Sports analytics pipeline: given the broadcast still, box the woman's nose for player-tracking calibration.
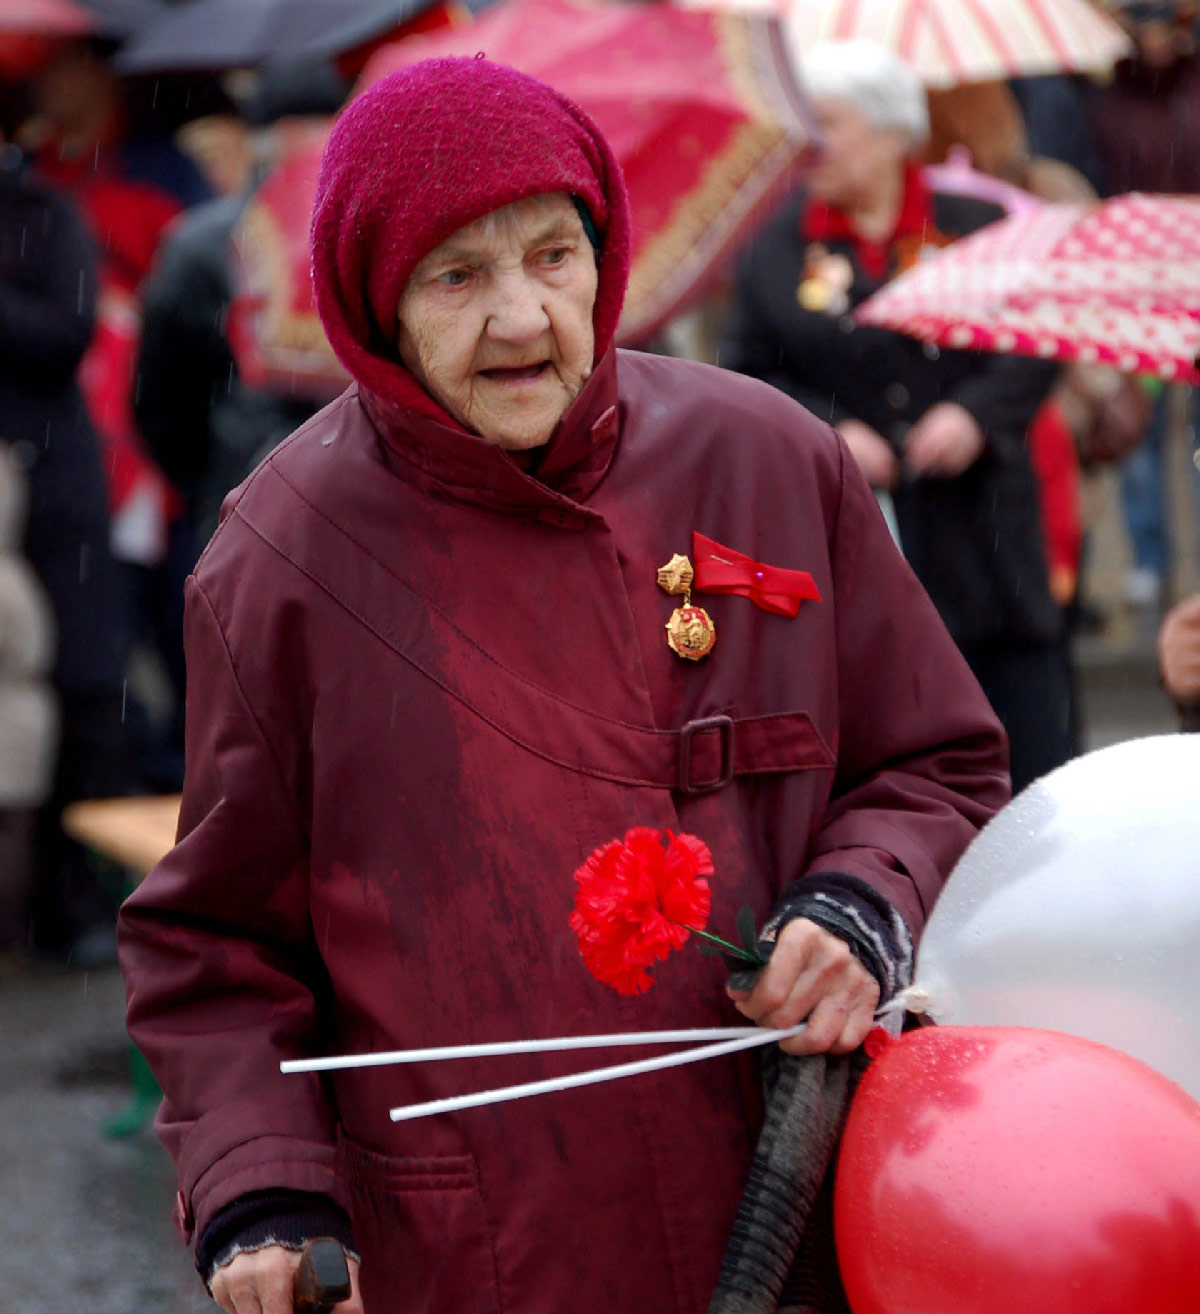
[486,271,550,343]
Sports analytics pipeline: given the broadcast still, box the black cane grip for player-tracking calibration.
[293,1237,352,1313]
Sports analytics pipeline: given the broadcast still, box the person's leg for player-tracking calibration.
[1187,388,1200,563]
[130,517,197,791]
[31,689,129,963]
[961,640,1075,797]
[0,808,36,951]
[1121,389,1170,613]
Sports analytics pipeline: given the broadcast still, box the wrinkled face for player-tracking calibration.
[808,97,910,208]
[396,192,599,451]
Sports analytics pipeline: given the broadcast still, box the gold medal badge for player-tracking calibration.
[796,244,853,317]
[657,553,716,661]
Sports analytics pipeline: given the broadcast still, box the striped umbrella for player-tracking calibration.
[854,193,1200,383]
[679,0,1133,88]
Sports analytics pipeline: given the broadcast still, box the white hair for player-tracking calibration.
[798,40,930,148]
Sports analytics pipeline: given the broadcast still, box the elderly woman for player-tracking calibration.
[723,41,1071,795]
[120,58,1009,1314]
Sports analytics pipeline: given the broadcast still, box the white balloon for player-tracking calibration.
[911,734,1200,1100]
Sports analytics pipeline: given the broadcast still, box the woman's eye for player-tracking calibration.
[436,268,470,287]
[539,246,570,267]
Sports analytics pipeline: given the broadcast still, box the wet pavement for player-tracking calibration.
[1,964,211,1313]
[0,634,1182,1313]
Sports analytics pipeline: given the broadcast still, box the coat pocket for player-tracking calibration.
[339,1133,502,1314]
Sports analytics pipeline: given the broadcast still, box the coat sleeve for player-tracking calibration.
[118,573,348,1246]
[134,220,235,497]
[801,433,1012,936]
[946,350,1060,465]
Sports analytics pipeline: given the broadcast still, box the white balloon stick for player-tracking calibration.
[387,1025,807,1123]
[281,1026,789,1074]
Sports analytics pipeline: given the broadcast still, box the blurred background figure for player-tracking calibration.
[25,35,215,792]
[1084,0,1200,629]
[134,59,351,548]
[0,444,58,963]
[721,40,1071,794]
[0,80,129,966]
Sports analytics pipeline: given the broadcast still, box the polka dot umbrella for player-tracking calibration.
[854,193,1200,384]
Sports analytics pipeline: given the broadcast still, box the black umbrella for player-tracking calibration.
[269,0,454,64]
[114,0,437,73]
[75,0,169,41]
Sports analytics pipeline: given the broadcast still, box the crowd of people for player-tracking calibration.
[0,40,347,966]
[0,1,1196,1310]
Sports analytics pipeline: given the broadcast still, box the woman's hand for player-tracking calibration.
[903,402,986,477]
[727,917,880,1057]
[211,1244,364,1314]
[837,418,900,490]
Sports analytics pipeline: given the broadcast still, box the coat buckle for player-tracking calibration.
[677,715,734,794]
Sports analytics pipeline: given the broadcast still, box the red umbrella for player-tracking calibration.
[855,193,1200,384]
[0,0,95,76]
[362,0,816,342]
[228,118,353,401]
[226,0,816,398]
[0,0,95,35]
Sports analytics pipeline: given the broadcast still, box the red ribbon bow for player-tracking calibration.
[691,532,821,618]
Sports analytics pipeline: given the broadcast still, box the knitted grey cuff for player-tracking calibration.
[729,872,913,1003]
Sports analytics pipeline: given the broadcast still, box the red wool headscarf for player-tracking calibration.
[310,56,633,421]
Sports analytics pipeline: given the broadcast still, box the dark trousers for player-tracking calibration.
[960,637,1077,797]
[0,808,36,948]
[31,689,129,952]
[118,516,198,791]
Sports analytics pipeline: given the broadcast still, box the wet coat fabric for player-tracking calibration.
[120,346,1009,1314]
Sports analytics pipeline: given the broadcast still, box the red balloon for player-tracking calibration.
[835,1025,1200,1314]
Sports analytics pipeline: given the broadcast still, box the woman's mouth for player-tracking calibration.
[478,362,550,384]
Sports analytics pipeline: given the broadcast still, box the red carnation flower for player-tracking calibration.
[569,827,714,996]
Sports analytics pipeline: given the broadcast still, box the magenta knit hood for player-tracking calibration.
[310,57,633,422]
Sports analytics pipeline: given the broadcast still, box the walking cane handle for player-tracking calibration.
[293,1237,351,1312]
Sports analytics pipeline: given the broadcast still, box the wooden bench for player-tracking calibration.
[60,795,181,1136]
[61,794,181,879]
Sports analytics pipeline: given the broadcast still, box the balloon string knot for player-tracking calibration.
[881,985,932,1016]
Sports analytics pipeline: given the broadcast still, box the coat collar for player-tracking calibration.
[358,347,620,518]
[802,162,934,281]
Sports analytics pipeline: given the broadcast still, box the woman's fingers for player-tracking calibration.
[729,917,879,1055]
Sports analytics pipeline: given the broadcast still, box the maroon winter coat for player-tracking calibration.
[120,345,1008,1313]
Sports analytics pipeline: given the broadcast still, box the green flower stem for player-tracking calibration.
[675,923,767,967]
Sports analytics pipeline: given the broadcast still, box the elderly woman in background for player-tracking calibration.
[723,40,1071,795]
